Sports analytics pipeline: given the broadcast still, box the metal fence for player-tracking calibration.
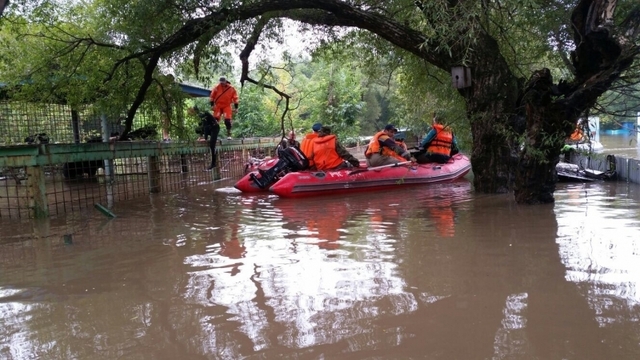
[0,100,194,146]
[0,140,278,219]
[571,152,640,184]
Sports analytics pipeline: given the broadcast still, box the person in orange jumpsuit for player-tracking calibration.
[209,76,239,139]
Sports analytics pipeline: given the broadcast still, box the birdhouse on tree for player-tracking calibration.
[451,67,472,89]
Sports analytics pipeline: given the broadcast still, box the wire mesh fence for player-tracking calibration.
[0,142,278,219]
[0,100,190,145]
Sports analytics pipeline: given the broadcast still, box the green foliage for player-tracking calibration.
[0,1,192,138]
[232,86,280,138]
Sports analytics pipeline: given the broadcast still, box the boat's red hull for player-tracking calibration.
[269,154,471,198]
[234,158,279,193]
[234,159,368,193]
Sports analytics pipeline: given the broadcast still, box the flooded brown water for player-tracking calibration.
[1,178,640,359]
[599,134,639,158]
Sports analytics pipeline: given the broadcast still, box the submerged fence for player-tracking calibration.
[0,139,278,219]
[569,151,640,184]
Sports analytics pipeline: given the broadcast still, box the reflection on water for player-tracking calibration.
[555,182,640,328]
[1,179,640,359]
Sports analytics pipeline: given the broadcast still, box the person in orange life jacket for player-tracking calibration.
[394,132,408,152]
[209,76,239,139]
[365,124,413,167]
[300,123,322,168]
[189,106,220,170]
[415,114,459,164]
[310,126,360,170]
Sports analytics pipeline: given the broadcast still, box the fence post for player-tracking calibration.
[71,109,81,144]
[180,154,188,173]
[148,156,160,193]
[26,165,48,218]
[213,149,221,180]
[101,114,115,208]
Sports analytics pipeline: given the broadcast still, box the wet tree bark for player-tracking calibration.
[462,33,522,194]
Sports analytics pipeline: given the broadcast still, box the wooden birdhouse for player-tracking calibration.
[451,66,472,89]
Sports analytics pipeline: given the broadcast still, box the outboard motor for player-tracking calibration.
[249,142,310,189]
[277,144,309,171]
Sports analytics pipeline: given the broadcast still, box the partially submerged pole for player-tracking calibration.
[101,114,115,208]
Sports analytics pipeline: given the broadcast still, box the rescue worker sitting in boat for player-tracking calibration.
[365,124,413,167]
[415,114,459,164]
[566,118,588,144]
[310,126,360,170]
[300,123,322,169]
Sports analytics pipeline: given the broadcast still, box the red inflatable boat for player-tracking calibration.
[267,154,472,198]
[269,154,471,197]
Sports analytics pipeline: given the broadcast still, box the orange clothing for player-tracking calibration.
[366,131,405,161]
[311,135,344,170]
[569,128,583,141]
[300,132,319,167]
[209,83,239,121]
[427,124,453,156]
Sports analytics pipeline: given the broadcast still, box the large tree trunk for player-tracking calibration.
[463,34,521,194]
[513,69,574,204]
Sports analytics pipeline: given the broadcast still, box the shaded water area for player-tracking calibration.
[1,178,640,359]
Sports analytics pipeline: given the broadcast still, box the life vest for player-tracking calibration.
[300,132,318,167]
[311,135,344,170]
[366,131,405,161]
[427,124,453,156]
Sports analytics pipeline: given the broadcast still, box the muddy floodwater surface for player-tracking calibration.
[1,178,640,359]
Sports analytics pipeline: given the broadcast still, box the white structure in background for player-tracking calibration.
[637,112,639,145]
[588,116,600,143]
